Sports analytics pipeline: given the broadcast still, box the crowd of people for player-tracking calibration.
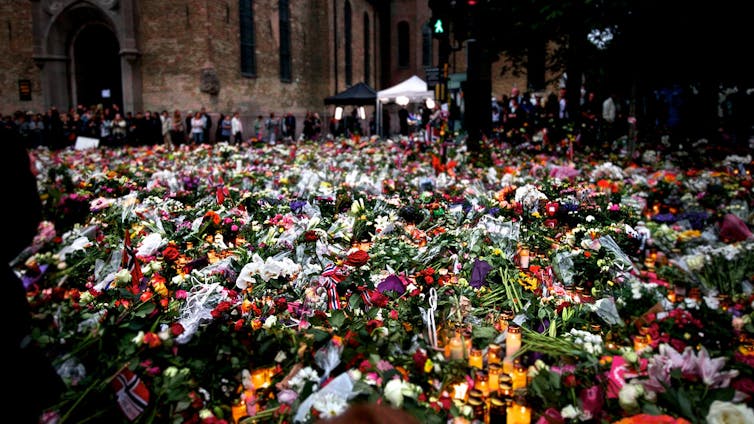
[2,104,328,150]
[4,83,752,154]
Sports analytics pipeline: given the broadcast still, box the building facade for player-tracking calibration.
[1,0,528,133]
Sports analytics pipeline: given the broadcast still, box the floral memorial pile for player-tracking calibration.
[17,137,754,424]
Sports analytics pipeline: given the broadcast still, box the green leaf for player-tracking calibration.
[134,302,156,318]
[329,309,347,329]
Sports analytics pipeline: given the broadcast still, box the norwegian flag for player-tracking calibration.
[112,368,150,420]
[121,229,144,289]
[320,263,346,310]
[210,175,229,204]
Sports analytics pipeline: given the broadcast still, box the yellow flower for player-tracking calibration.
[424,358,434,373]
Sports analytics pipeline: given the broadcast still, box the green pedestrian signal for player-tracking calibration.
[433,19,444,35]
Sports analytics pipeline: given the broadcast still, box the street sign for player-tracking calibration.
[425,67,440,87]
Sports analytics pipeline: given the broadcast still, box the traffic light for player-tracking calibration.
[432,17,446,37]
[429,0,449,39]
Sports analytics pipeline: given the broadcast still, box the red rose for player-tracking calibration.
[303,230,318,242]
[733,377,754,396]
[562,373,579,388]
[345,250,370,267]
[162,245,180,261]
[170,322,185,336]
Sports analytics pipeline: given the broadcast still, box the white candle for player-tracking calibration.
[506,324,522,358]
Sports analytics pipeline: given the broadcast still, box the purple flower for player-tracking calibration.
[290,200,307,213]
[377,275,405,295]
[469,259,492,289]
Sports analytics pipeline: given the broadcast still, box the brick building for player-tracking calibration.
[1,0,529,137]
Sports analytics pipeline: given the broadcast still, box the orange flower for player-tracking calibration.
[613,414,691,424]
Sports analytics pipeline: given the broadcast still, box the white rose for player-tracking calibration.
[561,405,580,419]
[263,315,277,329]
[618,383,644,410]
[706,401,754,424]
[383,378,405,408]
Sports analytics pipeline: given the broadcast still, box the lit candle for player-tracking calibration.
[633,334,649,353]
[469,348,483,369]
[251,367,271,389]
[231,400,247,424]
[488,344,502,365]
[498,310,514,333]
[452,381,469,401]
[512,362,527,389]
[507,400,531,424]
[505,324,522,359]
[488,363,502,393]
[518,247,530,269]
[667,286,677,303]
[503,357,514,374]
[475,373,490,397]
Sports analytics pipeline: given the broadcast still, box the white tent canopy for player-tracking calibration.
[377,75,434,103]
[376,75,435,136]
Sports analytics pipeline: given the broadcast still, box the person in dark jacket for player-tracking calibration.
[3,126,65,422]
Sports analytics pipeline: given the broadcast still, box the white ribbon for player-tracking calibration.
[420,287,438,349]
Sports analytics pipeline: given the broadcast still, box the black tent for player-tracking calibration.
[324,82,377,106]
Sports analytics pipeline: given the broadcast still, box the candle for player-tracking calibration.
[449,331,465,361]
[499,382,513,400]
[518,247,530,269]
[251,367,272,389]
[452,381,469,401]
[488,363,502,392]
[507,401,531,424]
[633,334,649,353]
[469,348,483,369]
[474,373,490,397]
[231,400,247,424]
[503,357,514,374]
[488,344,502,365]
[505,324,522,359]
[489,397,507,423]
[667,286,677,303]
[498,310,514,333]
[512,362,527,389]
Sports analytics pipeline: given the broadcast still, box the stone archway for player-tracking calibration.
[31,0,142,112]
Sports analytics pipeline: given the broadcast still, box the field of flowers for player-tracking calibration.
[18,136,754,424]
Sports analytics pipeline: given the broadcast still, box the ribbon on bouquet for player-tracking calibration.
[320,263,345,310]
[419,287,438,349]
[355,285,373,309]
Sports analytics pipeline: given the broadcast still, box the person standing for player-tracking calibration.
[219,113,233,143]
[284,112,296,140]
[170,110,185,147]
[254,115,264,141]
[161,110,173,149]
[3,125,65,422]
[398,106,409,136]
[231,111,244,144]
[191,111,205,144]
[266,112,279,144]
[601,92,617,143]
[200,107,212,144]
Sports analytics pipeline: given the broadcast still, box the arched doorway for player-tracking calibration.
[72,24,122,110]
[32,0,142,113]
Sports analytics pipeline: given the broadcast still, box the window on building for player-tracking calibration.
[364,13,370,84]
[422,23,432,67]
[397,21,409,68]
[240,0,256,77]
[344,1,353,86]
[279,0,292,82]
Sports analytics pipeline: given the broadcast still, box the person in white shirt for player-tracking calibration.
[231,111,244,144]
